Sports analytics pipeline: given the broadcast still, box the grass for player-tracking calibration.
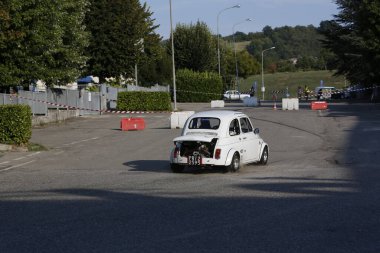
[27,142,48,152]
[236,70,347,97]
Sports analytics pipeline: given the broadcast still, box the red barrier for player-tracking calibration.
[120,118,145,131]
[311,101,328,110]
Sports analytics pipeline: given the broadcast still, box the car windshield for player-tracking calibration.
[188,117,220,130]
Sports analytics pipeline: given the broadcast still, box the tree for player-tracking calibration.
[138,44,172,86]
[169,21,217,72]
[0,0,89,88]
[320,0,380,85]
[85,0,161,83]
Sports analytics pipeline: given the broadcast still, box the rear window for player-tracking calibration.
[188,117,220,130]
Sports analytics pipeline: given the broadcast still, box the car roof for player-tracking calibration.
[189,110,246,120]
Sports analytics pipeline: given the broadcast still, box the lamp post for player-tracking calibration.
[233,18,252,94]
[217,4,240,76]
[261,46,275,101]
[169,0,177,111]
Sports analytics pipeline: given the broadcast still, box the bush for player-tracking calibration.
[117,91,171,111]
[176,69,223,102]
[0,104,32,145]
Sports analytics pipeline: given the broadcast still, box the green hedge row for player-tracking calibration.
[117,91,172,111]
[176,69,223,102]
[0,104,32,145]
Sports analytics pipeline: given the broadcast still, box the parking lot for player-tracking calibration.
[1,102,380,253]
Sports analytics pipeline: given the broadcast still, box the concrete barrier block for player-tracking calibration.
[282,98,299,110]
[282,98,289,110]
[292,98,299,110]
[170,111,195,129]
[243,97,258,107]
[211,100,225,108]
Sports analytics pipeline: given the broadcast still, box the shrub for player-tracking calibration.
[176,69,223,102]
[117,91,171,111]
[0,104,32,145]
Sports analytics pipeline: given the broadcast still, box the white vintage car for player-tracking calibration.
[170,110,269,173]
[223,90,250,100]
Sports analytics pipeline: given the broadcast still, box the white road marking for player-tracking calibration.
[0,160,36,172]
[13,157,26,161]
[59,137,100,147]
[27,152,41,157]
[0,161,10,165]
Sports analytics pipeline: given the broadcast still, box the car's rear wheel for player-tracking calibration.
[259,146,268,165]
[171,163,185,173]
[227,153,240,172]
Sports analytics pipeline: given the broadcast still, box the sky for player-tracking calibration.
[141,0,339,39]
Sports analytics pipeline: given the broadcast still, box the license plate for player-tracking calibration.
[188,154,202,165]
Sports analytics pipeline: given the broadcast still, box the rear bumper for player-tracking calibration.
[171,156,226,166]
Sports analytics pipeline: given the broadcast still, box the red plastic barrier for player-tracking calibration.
[311,101,328,110]
[120,118,145,131]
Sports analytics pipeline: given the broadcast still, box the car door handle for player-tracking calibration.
[243,137,247,140]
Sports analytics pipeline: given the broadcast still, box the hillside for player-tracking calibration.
[237,70,346,97]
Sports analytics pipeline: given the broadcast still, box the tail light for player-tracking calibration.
[215,149,221,159]
[174,146,180,158]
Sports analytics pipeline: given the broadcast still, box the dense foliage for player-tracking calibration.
[319,0,380,86]
[0,0,89,88]
[117,91,171,111]
[169,21,217,72]
[85,0,162,84]
[0,104,31,145]
[175,69,223,102]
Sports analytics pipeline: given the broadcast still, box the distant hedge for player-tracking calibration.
[0,104,32,145]
[176,69,223,102]
[117,91,171,111]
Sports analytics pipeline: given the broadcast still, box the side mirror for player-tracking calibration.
[254,128,259,134]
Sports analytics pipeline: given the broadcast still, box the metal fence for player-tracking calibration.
[1,83,170,115]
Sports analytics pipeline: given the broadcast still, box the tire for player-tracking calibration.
[171,163,185,173]
[259,146,269,165]
[227,153,240,172]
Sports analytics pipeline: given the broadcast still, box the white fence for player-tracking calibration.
[1,83,170,115]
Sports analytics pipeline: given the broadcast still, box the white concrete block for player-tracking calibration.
[282,98,289,110]
[282,98,299,110]
[211,100,225,108]
[170,111,195,129]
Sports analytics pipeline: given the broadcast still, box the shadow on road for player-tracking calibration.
[1,104,379,253]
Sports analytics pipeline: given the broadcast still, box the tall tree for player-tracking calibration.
[169,21,217,72]
[85,0,161,83]
[320,0,380,85]
[0,0,89,87]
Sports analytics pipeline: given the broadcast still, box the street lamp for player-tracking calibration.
[217,4,240,76]
[233,18,252,94]
[261,46,275,101]
[169,0,177,111]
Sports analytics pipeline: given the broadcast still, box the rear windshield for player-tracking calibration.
[188,117,220,130]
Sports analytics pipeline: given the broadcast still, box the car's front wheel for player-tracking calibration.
[227,153,240,172]
[170,163,185,173]
[259,146,269,165]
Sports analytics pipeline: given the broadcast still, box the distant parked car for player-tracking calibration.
[315,86,336,100]
[169,110,269,173]
[223,90,250,100]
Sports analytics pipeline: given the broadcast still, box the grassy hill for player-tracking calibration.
[236,70,347,97]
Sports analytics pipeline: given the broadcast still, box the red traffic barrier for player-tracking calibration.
[120,118,145,131]
[311,101,328,110]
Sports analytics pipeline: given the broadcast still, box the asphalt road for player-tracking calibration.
[1,102,379,253]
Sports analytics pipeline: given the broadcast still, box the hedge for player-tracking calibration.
[117,91,171,111]
[176,69,223,102]
[0,104,32,145]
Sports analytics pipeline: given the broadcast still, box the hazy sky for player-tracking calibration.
[141,0,339,39]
